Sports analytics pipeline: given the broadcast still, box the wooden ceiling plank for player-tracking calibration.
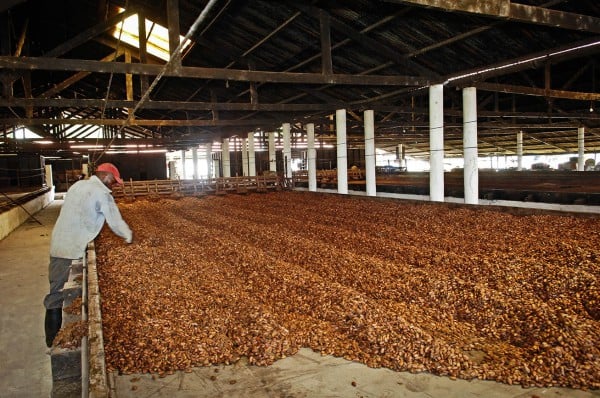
[187,8,303,104]
[231,11,407,119]
[38,50,124,99]
[45,8,137,59]
[286,1,439,78]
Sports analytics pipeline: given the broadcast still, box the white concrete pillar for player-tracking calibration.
[336,109,348,194]
[81,164,89,179]
[283,123,292,178]
[268,132,277,172]
[214,152,220,178]
[242,137,249,176]
[44,164,55,201]
[578,127,585,171]
[517,131,523,171]
[181,149,187,179]
[222,138,231,178]
[429,84,444,202]
[205,143,212,178]
[192,147,199,179]
[463,87,479,205]
[307,123,317,192]
[397,144,404,169]
[44,164,53,188]
[364,110,376,197]
[248,132,256,177]
[168,161,177,180]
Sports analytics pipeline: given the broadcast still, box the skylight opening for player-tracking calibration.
[113,9,191,62]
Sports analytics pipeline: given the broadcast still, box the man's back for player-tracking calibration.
[50,176,112,259]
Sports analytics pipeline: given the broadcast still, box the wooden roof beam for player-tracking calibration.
[476,82,600,101]
[4,98,600,123]
[443,36,600,86]
[0,117,286,128]
[0,56,426,86]
[384,0,600,34]
[405,1,568,58]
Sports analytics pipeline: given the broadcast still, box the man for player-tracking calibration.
[43,163,133,347]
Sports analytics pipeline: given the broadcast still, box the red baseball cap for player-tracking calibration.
[96,163,123,185]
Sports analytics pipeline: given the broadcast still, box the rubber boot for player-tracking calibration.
[45,308,62,347]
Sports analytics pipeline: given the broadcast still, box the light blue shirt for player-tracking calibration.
[50,175,132,259]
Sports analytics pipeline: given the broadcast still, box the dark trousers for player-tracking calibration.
[43,256,73,310]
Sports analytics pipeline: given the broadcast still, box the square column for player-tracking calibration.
[517,131,523,171]
[214,151,221,178]
[248,132,256,177]
[463,87,478,205]
[242,137,249,176]
[283,123,292,178]
[364,110,376,197]
[180,150,187,179]
[397,144,404,169]
[578,127,585,171]
[429,84,444,202]
[336,109,348,194]
[268,132,277,172]
[222,138,231,178]
[45,164,55,201]
[45,164,53,188]
[307,123,317,192]
[205,143,212,178]
[192,147,199,180]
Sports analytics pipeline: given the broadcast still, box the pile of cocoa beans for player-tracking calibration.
[95,192,599,389]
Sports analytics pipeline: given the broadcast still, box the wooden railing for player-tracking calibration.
[292,168,363,184]
[111,176,284,198]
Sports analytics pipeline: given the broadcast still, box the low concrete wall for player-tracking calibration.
[86,243,109,398]
[0,188,55,241]
[296,187,600,215]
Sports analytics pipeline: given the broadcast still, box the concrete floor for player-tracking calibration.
[110,349,600,398]
[0,201,59,397]
[1,199,599,398]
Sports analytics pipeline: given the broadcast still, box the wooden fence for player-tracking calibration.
[112,176,285,198]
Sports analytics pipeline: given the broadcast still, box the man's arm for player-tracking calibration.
[100,193,133,243]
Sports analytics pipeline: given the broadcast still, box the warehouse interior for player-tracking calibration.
[1,0,599,397]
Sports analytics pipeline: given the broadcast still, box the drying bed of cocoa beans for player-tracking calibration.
[95,191,600,389]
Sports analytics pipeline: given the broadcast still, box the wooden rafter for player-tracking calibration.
[0,56,427,86]
[476,83,600,101]
[384,0,600,34]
